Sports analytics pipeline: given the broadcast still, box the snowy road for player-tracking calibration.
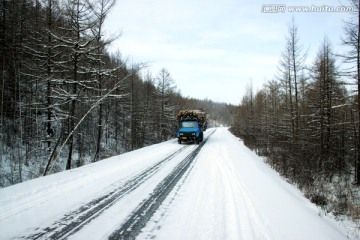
[0,128,352,239]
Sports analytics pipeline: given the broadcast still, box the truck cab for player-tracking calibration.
[177,120,204,144]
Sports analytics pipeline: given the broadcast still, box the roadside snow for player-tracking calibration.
[0,127,354,239]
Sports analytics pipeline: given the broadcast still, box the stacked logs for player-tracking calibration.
[176,109,207,129]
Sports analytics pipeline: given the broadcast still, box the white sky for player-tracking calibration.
[104,0,353,105]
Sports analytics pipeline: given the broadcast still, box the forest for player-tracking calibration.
[231,3,360,224]
[0,0,234,187]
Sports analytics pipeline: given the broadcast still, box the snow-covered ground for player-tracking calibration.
[0,127,355,239]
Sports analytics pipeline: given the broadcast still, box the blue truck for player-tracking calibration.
[177,110,207,144]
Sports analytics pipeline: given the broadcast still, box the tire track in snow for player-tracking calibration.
[23,145,191,240]
[210,144,274,240]
[109,129,216,240]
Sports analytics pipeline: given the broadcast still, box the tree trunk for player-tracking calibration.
[356,5,360,184]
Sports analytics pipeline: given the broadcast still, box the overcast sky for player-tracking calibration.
[104,0,353,105]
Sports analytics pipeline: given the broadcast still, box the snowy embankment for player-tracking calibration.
[0,127,355,239]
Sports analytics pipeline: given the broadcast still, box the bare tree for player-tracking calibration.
[156,68,176,141]
[88,0,117,162]
[60,0,97,170]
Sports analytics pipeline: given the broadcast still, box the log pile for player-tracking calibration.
[176,109,207,128]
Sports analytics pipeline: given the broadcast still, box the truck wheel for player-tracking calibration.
[196,138,200,144]
[178,139,181,144]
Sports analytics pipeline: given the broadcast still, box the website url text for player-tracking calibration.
[261,4,355,13]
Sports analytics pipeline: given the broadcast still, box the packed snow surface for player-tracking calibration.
[0,128,353,239]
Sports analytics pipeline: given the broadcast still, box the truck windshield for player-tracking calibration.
[180,121,198,128]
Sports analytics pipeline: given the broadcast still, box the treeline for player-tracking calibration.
[231,15,360,220]
[0,0,233,187]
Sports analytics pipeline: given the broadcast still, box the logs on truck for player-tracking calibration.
[176,109,207,130]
